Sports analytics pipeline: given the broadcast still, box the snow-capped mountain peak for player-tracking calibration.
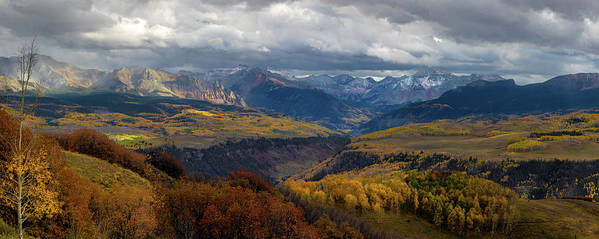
[293,71,505,106]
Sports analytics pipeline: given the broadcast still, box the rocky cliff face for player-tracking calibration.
[94,67,246,106]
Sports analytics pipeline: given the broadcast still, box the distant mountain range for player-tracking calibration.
[0,55,246,106]
[0,56,378,130]
[7,55,599,134]
[292,70,505,106]
[362,73,599,133]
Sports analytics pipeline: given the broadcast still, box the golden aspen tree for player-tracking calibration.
[0,38,60,239]
[344,194,358,211]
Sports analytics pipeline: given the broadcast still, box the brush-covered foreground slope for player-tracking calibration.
[5,92,337,148]
[216,67,374,131]
[0,55,245,106]
[363,73,599,133]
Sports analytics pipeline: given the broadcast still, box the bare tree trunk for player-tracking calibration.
[15,37,38,239]
[18,173,22,239]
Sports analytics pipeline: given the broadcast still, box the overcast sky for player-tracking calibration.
[1,0,599,83]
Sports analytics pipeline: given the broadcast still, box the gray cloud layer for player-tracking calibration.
[1,0,598,83]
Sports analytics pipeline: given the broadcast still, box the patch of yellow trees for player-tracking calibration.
[286,171,518,235]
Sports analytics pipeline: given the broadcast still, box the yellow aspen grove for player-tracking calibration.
[0,38,60,239]
[0,147,60,237]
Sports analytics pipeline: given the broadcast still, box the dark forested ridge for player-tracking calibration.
[149,136,350,181]
[363,73,599,133]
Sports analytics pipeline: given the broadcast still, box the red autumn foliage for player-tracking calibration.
[0,109,33,160]
[228,168,275,193]
[53,168,102,238]
[94,185,157,238]
[156,179,322,239]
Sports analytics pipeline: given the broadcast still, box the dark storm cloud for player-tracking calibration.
[321,0,587,47]
[150,46,415,72]
[0,0,598,82]
[0,0,113,36]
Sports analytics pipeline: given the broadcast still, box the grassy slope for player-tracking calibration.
[357,199,599,239]
[63,151,152,191]
[354,133,599,161]
[512,199,599,239]
[361,211,459,239]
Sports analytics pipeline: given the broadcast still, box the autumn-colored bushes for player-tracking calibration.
[0,109,66,238]
[228,168,275,193]
[95,185,157,238]
[155,179,322,238]
[31,169,158,239]
[0,109,33,160]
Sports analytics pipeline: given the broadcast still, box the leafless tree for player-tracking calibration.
[16,37,39,149]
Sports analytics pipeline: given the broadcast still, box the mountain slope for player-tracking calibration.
[362,73,599,132]
[0,55,246,106]
[91,67,246,105]
[293,70,505,106]
[217,67,374,131]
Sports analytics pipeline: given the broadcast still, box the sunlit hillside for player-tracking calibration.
[354,111,599,160]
